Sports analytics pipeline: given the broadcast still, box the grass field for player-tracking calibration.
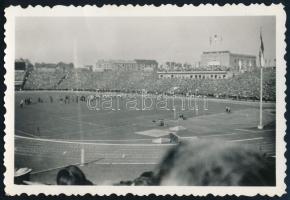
[14,91,276,185]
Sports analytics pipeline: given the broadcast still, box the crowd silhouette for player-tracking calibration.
[22,67,275,101]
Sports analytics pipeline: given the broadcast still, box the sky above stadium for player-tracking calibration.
[15,16,275,66]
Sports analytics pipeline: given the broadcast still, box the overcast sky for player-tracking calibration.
[15,16,275,66]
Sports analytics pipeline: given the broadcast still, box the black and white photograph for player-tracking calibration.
[4,5,286,196]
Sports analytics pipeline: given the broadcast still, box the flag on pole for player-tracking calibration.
[213,34,222,42]
[214,34,218,42]
[259,32,265,67]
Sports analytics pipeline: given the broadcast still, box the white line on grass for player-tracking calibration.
[229,137,264,142]
[15,129,36,138]
[202,133,237,137]
[60,138,153,142]
[94,162,157,165]
[234,129,259,133]
[30,158,104,175]
[179,136,198,139]
[235,129,275,133]
[15,135,174,146]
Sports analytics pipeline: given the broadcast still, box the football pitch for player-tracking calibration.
[14,91,276,185]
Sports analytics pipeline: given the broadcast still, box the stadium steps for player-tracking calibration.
[20,69,33,89]
[54,74,68,88]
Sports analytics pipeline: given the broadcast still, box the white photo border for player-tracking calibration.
[4,4,287,196]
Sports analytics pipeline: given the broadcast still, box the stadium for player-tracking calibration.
[14,57,276,185]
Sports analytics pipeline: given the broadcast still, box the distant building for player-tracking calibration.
[34,63,56,72]
[95,60,137,72]
[158,62,195,72]
[134,59,158,72]
[84,65,93,71]
[94,59,158,72]
[113,60,137,71]
[94,60,113,72]
[34,62,74,72]
[158,71,232,80]
[200,51,256,72]
[56,62,74,72]
[76,67,90,72]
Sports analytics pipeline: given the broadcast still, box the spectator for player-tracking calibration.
[56,165,93,185]
[20,99,24,108]
[154,140,275,186]
[14,167,32,185]
[132,171,155,186]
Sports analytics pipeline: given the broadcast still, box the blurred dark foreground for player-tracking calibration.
[16,139,275,186]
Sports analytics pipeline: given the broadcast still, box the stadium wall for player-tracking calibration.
[157,71,232,79]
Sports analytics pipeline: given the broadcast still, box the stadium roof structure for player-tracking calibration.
[35,63,57,69]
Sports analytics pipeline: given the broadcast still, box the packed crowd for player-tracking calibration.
[20,67,275,101]
[15,71,26,82]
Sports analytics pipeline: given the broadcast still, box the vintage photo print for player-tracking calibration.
[4,4,286,196]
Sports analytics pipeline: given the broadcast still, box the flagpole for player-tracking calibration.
[258,27,264,130]
[74,38,85,165]
[258,66,263,129]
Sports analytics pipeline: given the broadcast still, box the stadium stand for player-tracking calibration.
[15,59,34,90]
[21,66,275,101]
[15,71,26,87]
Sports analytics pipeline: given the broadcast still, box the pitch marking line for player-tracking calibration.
[94,162,158,165]
[202,133,237,137]
[30,158,104,175]
[229,137,264,142]
[15,135,174,146]
[15,129,36,138]
[57,138,153,142]
[179,136,198,140]
[235,129,275,133]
